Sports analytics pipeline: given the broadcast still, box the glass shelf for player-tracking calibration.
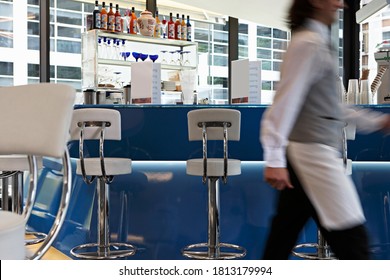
[93,29,197,48]
[97,58,196,70]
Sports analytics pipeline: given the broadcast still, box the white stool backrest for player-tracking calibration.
[187,109,241,141]
[70,108,121,141]
[0,83,75,158]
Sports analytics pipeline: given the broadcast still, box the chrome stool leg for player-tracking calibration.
[292,229,336,260]
[182,177,246,260]
[70,177,136,259]
[1,171,47,245]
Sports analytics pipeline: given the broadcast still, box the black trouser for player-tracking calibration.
[262,159,370,260]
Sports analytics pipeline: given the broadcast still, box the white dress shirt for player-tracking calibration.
[260,19,386,168]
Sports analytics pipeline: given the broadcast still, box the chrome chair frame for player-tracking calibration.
[70,120,135,260]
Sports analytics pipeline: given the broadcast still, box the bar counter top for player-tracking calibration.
[28,104,390,259]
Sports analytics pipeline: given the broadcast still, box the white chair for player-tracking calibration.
[0,83,75,260]
[69,108,136,259]
[182,108,246,259]
[292,122,356,260]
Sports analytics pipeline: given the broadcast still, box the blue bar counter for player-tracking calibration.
[28,105,390,259]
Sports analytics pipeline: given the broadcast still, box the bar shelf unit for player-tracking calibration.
[81,29,198,91]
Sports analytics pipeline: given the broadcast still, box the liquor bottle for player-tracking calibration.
[181,14,187,41]
[167,13,175,39]
[186,15,192,41]
[130,7,138,34]
[124,9,130,33]
[107,3,115,32]
[174,13,181,40]
[92,1,101,29]
[100,2,107,30]
[115,4,122,32]
[154,10,162,38]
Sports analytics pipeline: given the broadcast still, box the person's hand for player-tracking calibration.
[264,167,294,190]
[381,115,390,133]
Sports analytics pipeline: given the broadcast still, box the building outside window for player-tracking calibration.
[0,0,347,105]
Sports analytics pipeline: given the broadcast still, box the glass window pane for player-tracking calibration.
[273,61,282,72]
[262,81,272,90]
[0,36,13,48]
[28,21,38,35]
[262,60,272,70]
[273,51,284,60]
[57,10,82,26]
[273,39,288,51]
[214,44,227,54]
[58,26,81,39]
[239,34,248,46]
[57,66,81,79]
[0,3,13,17]
[239,46,248,58]
[214,31,228,44]
[194,29,210,41]
[197,42,210,53]
[28,63,39,77]
[257,37,271,48]
[273,29,288,39]
[0,62,13,75]
[27,0,39,5]
[257,48,272,59]
[57,40,81,53]
[0,19,12,32]
[238,23,248,34]
[213,55,227,67]
[57,1,82,11]
[27,6,39,21]
[28,36,39,50]
[0,77,13,86]
[257,26,271,37]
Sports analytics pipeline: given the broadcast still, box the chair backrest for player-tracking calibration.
[70,108,121,141]
[187,108,241,141]
[0,83,76,158]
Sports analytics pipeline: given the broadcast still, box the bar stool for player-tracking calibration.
[0,155,47,245]
[182,108,246,259]
[292,122,356,260]
[69,108,136,259]
[0,83,75,260]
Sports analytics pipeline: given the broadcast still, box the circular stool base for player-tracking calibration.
[182,242,246,260]
[292,243,336,260]
[71,242,136,259]
[25,232,47,246]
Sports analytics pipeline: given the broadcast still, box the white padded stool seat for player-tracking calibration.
[0,155,43,171]
[76,158,132,176]
[187,158,241,177]
[0,211,26,260]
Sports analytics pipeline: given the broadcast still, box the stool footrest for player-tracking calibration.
[25,232,47,246]
[182,242,246,260]
[71,242,136,260]
[292,243,336,260]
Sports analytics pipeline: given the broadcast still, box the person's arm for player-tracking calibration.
[342,105,390,134]
[261,35,323,168]
[260,34,323,190]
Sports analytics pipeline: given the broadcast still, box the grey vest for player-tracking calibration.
[288,31,344,150]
